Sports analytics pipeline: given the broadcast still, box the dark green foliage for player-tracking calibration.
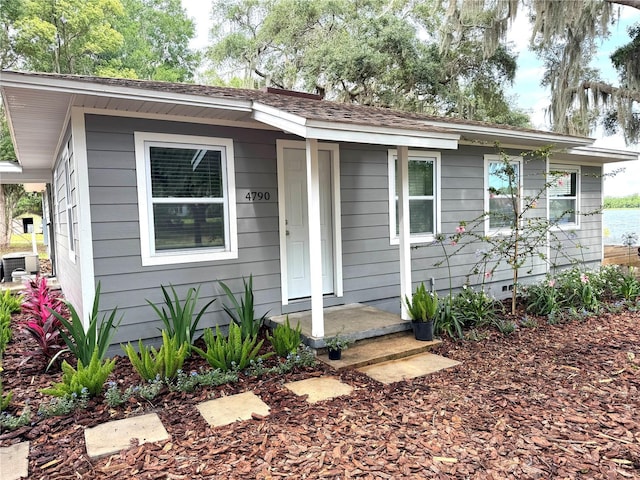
[41,349,116,397]
[147,285,215,350]
[0,307,11,354]
[433,296,464,339]
[122,330,188,381]
[219,275,267,339]
[193,323,270,372]
[51,283,121,365]
[452,286,501,327]
[267,316,302,357]
[0,378,12,411]
[525,280,559,316]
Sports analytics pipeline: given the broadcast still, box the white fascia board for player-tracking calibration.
[251,106,308,137]
[428,120,594,148]
[0,162,22,172]
[0,72,253,113]
[252,102,460,149]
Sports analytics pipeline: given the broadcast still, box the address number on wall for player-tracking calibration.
[244,191,271,201]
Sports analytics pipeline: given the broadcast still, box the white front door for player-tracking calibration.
[283,147,334,299]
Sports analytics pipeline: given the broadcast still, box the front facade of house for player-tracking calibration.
[1,72,636,345]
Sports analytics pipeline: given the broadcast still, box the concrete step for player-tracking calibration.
[317,332,441,370]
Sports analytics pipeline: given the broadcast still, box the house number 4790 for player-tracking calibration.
[245,191,271,201]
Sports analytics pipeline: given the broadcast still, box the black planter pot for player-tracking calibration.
[328,348,342,360]
[412,320,434,341]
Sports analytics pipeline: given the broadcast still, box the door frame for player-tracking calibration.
[276,139,343,306]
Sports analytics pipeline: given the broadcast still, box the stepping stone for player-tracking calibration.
[284,376,353,403]
[197,391,270,428]
[84,413,169,459]
[0,441,29,480]
[358,352,461,384]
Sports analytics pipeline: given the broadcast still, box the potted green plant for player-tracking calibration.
[324,333,352,360]
[405,282,438,341]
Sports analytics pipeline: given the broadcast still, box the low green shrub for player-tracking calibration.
[0,406,31,430]
[245,345,316,376]
[193,323,271,371]
[41,349,116,397]
[452,286,501,327]
[554,268,600,313]
[267,316,302,357]
[0,289,22,313]
[0,378,12,411]
[494,319,517,335]
[434,296,464,339]
[122,331,188,381]
[37,390,89,418]
[104,378,164,407]
[171,368,239,393]
[615,268,640,301]
[0,308,11,354]
[147,285,215,350]
[525,278,559,316]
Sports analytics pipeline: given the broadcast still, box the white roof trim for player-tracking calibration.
[0,71,253,113]
[567,146,639,162]
[0,161,22,172]
[252,102,460,149]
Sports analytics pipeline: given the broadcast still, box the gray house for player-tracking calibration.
[0,71,636,345]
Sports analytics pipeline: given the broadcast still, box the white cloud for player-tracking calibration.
[182,0,211,50]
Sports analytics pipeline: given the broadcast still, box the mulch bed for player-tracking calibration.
[1,307,640,479]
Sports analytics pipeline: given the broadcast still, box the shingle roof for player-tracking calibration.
[2,70,592,142]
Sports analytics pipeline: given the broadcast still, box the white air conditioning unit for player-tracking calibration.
[2,252,39,282]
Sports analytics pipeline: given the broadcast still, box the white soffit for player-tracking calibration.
[555,146,639,164]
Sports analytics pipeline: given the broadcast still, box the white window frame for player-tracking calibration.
[388,149,441,245]
[484,155,523,235]
[548,164,580,230]
[62,142,76,262]
[134,132,238,266]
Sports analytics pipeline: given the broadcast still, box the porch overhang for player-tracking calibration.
[252,102,461,149]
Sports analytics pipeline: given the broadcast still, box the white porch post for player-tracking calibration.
[397,145,412,320]
[306,138,324,337]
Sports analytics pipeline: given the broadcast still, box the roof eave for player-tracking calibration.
[252,102,460,150]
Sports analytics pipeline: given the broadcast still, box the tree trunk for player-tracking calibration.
[0,185,11,248]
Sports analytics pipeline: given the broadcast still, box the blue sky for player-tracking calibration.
[182,0,639,197]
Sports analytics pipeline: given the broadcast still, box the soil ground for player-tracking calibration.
[1,306,639,479]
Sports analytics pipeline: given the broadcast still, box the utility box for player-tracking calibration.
[2,252,39,282]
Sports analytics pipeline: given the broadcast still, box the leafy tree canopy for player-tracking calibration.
[206,0,530,127]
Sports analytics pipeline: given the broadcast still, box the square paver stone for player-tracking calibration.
[284,376,353,403]
[197,391,270,428]
[84,413,169,459]
[0,441,29,480]
[358,353,461,384]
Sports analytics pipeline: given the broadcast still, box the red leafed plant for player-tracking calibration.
[21,276,65,362]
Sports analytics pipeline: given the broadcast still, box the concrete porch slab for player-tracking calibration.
[197,391,270,428]
[358,353,461,384]
[84,413,169,459]
[0,441,29,480]
[268,303,411,348]
[284,376,353,403]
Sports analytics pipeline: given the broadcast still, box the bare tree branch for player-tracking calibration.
[582,81,640,103]
[607,0,640,10]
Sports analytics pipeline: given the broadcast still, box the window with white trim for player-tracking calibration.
[135,133,237,266]
[62,141,76,261]
[388,150,440,244]
[549,165,580,227]
[485,155,523,233]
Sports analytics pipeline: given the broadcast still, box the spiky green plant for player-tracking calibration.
[147,285,215,350]
[41,349,116,397]
[122,330,188,381]
[219,275,267,339]
[193,323,271,371]
[267,316,302,357]
[51,282,121,365]
[404,282,438,322]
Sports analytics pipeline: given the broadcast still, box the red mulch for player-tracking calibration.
[1,307,640,479]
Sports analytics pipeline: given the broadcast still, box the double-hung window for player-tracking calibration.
[485,155,523,234]
[135,133,237,266]
[388,150,440,244]
[549,165,579,227]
